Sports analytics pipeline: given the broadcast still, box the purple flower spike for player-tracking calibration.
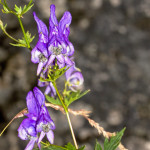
[66,65,84,92]
[18,87,55,149]
[31,4,74,76]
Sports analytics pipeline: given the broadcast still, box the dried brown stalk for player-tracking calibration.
[0,103,128,150]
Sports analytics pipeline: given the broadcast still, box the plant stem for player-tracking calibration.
[52,81,78,149]
[66,111,78,149]
[2,29,19,43]
[18,17,30,49]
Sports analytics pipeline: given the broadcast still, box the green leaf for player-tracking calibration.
[10,31,34,47]
[78,146,85,150]
[95,140,103,150]
[53,66,67,81]
[65,143,85,150]
[14,5,22,14]
[2,5,9,13]
[22,3,34,14]
[25,31,35,43]
[65,90,90,107]
[10,42,26,47]
[104,128,126,150]
[41,145,65,150]
[65,143,76,150]
[45,95,62,106]
[33,143,85,150]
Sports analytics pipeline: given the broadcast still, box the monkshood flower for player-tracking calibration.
[36,105,55,144]
[18,118,39,150]
[65,65,84,92]
[31,4,74,76]
[18,87,55,150]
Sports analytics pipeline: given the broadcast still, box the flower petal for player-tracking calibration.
[45,54,56,69]
[44,85,51,95]
[31,42,48,64]
[38,79,47,87]
[18,119,37,140]
[26,92,39,119]
[31,46,41,63]
[25,138,36,150]
[65,56,73,66]
[65,65,76,80]
[59,11,72,36]
[37,62,45,76]
[67,41,74,56]
[56,54,65,64]
[38,131,46,144]
[33,87,45,107]
[49,4,58,38]
[50,82,56,97]
[69,72,84,85]
[18,123,28,140]
[33,12,48,43]
[46,130,54,144]
[49,4,58,27]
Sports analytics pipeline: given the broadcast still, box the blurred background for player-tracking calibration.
[0,0,150,149]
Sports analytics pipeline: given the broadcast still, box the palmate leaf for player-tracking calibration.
[45,95,62,106]
[104,128,126,150]
[14,0,33,15]
[64,90,90,107]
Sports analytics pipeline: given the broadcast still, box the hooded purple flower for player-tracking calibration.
[31,4,74,76]
[18,118,39,150]
[18,87,55,149]
[65,65,84,92]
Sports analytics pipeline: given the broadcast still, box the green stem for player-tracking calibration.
[52,82,78,149]
[18,17,30,49]
[2,29,19,43]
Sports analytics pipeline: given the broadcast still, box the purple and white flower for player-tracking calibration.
[18,87,55,150]
[18,118,39,150]
[65,65,84,92]
[31,4,74,76]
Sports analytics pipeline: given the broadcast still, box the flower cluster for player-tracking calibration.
[31,4,84,94]
[18,87,55,150]
[31,4,74,73]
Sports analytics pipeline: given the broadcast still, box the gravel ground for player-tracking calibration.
[0,0,150,150]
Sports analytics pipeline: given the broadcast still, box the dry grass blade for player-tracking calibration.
[0,108,27,136]
[45,103,91,117]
